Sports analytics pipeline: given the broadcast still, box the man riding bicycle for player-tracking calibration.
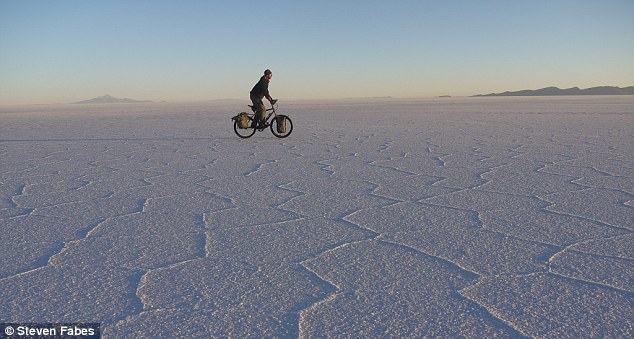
[250,69,274,129]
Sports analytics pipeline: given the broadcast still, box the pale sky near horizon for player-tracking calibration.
[1,0,633,105]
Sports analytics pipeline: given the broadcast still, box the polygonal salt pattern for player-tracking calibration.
[1,98,632,336]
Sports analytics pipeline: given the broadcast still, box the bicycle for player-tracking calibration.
[231,100,293,138]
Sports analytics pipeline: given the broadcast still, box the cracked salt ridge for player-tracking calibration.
[2,98,634,337]
[299,240,525,337]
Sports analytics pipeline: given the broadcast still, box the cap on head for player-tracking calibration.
[264,69,272,75]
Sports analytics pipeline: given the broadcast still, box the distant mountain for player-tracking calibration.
[72,95,152,104]
[473,86,634,97]
[345,96,393,100]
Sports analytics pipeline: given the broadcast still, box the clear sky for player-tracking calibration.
[1,0,633,105]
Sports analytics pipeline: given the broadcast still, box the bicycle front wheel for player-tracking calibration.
[234,116,256,138]
[270,115,293,138]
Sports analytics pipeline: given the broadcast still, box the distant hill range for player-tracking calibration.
[72,95,152,104]
[474,86,634,97]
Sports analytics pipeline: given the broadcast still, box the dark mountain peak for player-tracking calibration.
[474,86,634,97]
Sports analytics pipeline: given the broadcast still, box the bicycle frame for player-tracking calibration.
[249,103,278,124]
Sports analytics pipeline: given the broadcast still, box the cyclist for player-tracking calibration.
[250,69,274,129]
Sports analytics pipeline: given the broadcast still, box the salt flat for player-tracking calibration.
[1,97,632,337]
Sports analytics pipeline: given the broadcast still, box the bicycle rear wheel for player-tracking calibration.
[234,116,256,138]
[270,115,293,138]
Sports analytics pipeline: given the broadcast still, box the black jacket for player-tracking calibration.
[250,76,271,100]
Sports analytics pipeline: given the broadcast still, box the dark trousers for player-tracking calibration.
[250,95,265,127]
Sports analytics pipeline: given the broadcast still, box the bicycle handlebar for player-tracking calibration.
[267,99,278,111]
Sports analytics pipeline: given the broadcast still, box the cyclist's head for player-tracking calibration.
[264,69,272,78]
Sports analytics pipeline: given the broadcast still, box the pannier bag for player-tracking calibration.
[276,115,286,133]
[234,112,249,129]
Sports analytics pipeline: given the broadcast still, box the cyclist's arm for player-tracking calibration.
[264,81,272,102]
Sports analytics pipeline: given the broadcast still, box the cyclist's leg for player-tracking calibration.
[250,96,264,128]
[258,106,265,128]
[256,104,266,128]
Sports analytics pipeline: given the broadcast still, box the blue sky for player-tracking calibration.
[1,0,633,105]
